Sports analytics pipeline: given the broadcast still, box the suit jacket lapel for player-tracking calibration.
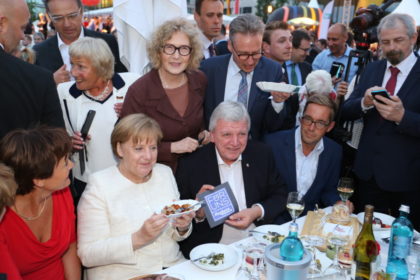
[183,71,204,118]
[216,55,230,105]
[49,35,64,71]
[286,131,298,192]
[397,57,420,100]
[241,146,254,207]
[248,59,264,111]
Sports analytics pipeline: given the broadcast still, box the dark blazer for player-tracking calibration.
[0,48,64,139]
[176,141,288,257]
[200,54,294,140]
[264,129,341,223]
[120,69,207,172]
[33,28,127,73]
[284,62,313,86]
[342,58,420,192]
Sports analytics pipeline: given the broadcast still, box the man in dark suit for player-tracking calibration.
[342,13,420,229]
[0,0,64,139]
[33,0,127,85]
[201,15,295,140]
[284,30,313,86]
[176,101,288,257]
[264,94,345,223]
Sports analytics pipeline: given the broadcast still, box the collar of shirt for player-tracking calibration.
[224,55,254,102]
[0,43,4,51]
[326,45,352,58]
[295,127,324,156]
[215,146,242,167]
[199,31,212,59]
[57,27,84,49]
[285,60,295,67]
[386,51,417,77]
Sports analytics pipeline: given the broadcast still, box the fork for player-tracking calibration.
[191,252,215,262]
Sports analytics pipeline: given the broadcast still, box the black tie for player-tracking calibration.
[208,44,216,57]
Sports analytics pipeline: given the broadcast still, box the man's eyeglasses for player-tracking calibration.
[300,115,330,129]
[231,42,263,61]
[161,44,192,56]
[49,8,81,23]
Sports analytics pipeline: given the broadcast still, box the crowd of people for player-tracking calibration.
[1,0,420,279]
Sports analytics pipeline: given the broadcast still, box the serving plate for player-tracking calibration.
[160,199,201,218]
[190,243,238,271]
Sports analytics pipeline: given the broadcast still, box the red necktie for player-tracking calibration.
[385,66,400,95]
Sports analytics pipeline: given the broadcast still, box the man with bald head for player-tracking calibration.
[0,0,64,139]
[312,23,358,85]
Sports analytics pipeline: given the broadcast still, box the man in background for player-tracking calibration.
[262,21,292,69]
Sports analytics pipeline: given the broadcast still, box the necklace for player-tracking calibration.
[84,80,112,101]
[159,70,186,89]
[15,197,48,221]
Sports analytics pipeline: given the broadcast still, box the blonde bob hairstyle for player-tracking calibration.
[69,37,115,80]
[147,17,203,70]
[0,163,18,213]
[111,114,163,159]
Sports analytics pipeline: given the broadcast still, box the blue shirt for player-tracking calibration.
[312,46,359,84]
[285,60,303,86]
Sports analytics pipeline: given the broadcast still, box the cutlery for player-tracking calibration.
[191,252,215,262]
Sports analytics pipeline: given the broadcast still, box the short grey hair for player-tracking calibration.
[209,101,251,131]
[378,13,416,40]
[229,14,265,43]
[69,37,115,80]
[305,70,333,95]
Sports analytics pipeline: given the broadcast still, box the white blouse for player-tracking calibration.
[77,164,191,280]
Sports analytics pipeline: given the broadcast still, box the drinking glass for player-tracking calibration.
[245,243,265,280]
[235,243,250,280]
[302,235,325,278]
[337,177,354,203]
[323,225,349,280]
[287,192,305,223]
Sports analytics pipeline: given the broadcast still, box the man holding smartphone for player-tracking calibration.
[342,13,420,230]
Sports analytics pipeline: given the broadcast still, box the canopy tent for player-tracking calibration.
[391,0,420,26]
[267,6,323,25]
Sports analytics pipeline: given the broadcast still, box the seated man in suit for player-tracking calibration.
[176,101,288,257]
[201,14,296,140]
[284,29,313,86]
[33,0,127,85]
[264,94,351,223]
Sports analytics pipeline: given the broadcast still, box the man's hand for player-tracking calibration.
[332,76,342,86]
[195,184,214,219]
[225,206,262,230]
[171,137,199,154]
[374,95,405,123]
[362,86,383,107]
[54,64,71,84]
[270,91,291,103]
[114,102,123,117]
[336,81,348,98]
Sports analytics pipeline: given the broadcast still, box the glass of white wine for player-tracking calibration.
[287,192,305,223]
[337,177,354,203]
[323,225,349,280]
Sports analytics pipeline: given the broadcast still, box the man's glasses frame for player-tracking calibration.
[300,115,330,129]
[161,44,192,56]
[49,8,81,23]
[231,41,263,61]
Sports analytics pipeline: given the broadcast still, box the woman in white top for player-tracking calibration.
[77,114,195,280]
[57,37,139,204]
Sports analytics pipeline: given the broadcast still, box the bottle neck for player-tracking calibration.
[399,211,409,218]
[289,222,299,237]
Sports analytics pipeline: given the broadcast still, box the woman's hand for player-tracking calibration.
[173,212,195,235]
[132,213,169,250]
[71,131,85,151]
[170,137,199,154]
[114,102,123,117]
[198,130,211,146]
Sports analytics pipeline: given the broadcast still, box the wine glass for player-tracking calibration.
[287,192,305,223]
[245,243,265,280]
[235,244,250,280]
[337,177,354,203]
[303,235,325,278]
[323,225,349,280]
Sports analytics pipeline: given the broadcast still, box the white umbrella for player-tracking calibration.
[113,0,187,74]
[391,0,420,26]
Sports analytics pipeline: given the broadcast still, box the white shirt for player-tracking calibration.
[57,28,84,80]
[199,31,212,59]
[295,128,324,196]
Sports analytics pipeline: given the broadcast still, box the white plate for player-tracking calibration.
[356,212,394,231]
[251,224,286,245]
[190,243,238,271]
[160,199,201,218]
[256,81,298,94]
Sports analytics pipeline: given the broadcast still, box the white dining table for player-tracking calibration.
[156,207,420,280]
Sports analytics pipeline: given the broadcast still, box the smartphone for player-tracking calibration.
[371,90,391,104]
[80,110,96,140]
[330,62,345,79]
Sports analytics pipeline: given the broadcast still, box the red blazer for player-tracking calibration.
[121,69,207,172]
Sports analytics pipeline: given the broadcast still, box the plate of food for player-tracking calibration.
[190,243,238,271]
[160,199,201,218]
[357,212,394,231]
[251,224,286,245]
[256,81,298,94]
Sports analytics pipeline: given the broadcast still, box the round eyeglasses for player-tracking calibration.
[161,44,192,56]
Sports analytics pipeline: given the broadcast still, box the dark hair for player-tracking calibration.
[292,29,311,48]
[303,94,337,122]
[195,0,224,15]
[263,21,289,44]
[0,127,72,195]
[43,0,82,12]
[318,39,327,48]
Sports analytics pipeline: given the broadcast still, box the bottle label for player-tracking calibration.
[392,236,411,259]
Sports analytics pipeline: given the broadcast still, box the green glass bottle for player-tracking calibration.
[353,205,378,280]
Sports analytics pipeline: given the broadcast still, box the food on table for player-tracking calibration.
[162,203,192,216]
[198,253,224,266]
[262,231,285,243]
[326,245,336,260]
[372,217,391,229]
[338,248,352,268]
[328,204,350,224]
